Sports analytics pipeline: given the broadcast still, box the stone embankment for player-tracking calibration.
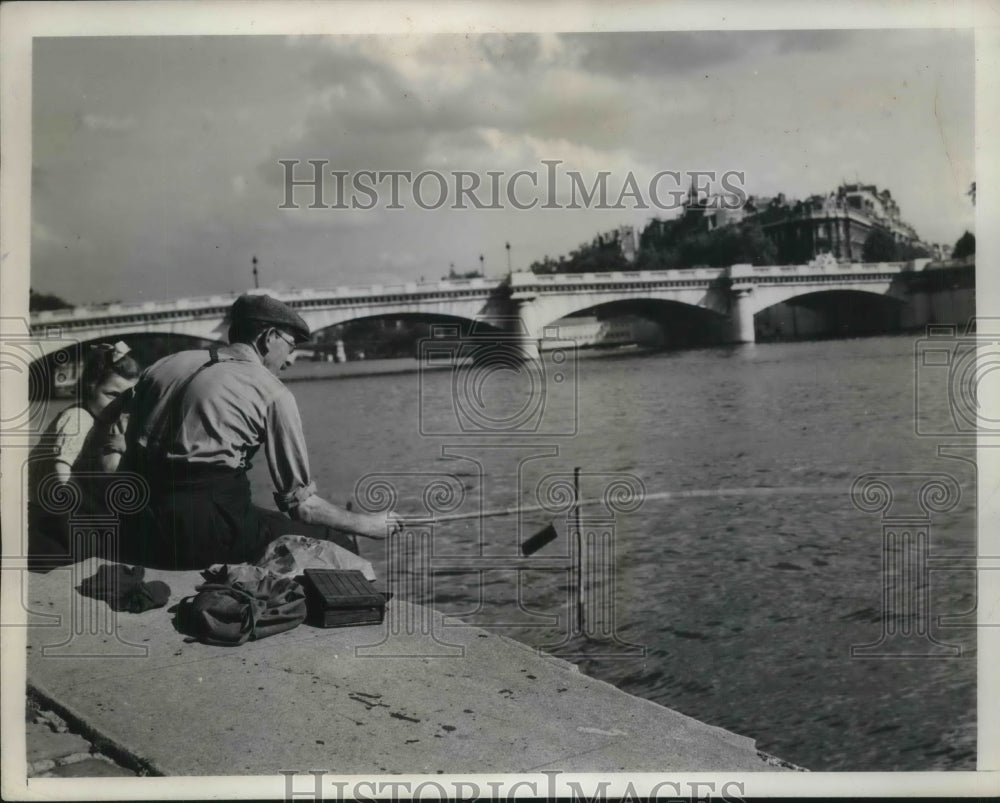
[23,558,799,777]
[26,696,137,778]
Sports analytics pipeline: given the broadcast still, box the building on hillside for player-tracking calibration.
[928,242,950,261]
[681,182,931,263]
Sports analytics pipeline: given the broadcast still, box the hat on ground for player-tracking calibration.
[231,294,310,343]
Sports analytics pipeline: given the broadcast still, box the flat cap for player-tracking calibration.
[231,293,310,343]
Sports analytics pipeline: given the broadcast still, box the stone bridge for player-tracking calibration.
[27,258,964,364]
[510,259,920,346]
[27,277,508,359]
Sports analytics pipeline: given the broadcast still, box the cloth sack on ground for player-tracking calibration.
[175,571,307,646]
[78,564,171,613]
[257,534,377,581]
[208,533,375,582]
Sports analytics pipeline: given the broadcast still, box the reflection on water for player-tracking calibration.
[251,336,976,771]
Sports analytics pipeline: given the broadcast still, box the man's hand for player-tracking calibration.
[385,511,404,536]
[356,510,404,539]
[104,432,127,455]
[294,494,404,540]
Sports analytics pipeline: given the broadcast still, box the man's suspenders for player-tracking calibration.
[146,347,221,462]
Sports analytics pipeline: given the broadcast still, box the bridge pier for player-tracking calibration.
[509,298,544,362]
[730,288,756,343]
[511,338,541,362]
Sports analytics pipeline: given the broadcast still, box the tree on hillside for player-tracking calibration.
[444,266,484,280]
[530,231,628,274]
[861,227,929,262]
[632,218,680,269]
[710,221,776,266]
[529,254,564,274]
[952,230,976,260]
[636,219,776,269]
[897,242,931,260]
[861,228,898,262]
[566,233,629,273]
[533,217,777,274]
[29,288,73,311]
[638,217,682,254]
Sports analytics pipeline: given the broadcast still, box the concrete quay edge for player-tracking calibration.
[24,558,798,776]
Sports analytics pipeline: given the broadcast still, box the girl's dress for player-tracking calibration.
[27,405,108,565]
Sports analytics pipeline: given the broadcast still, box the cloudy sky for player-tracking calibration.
[31,29,974,304]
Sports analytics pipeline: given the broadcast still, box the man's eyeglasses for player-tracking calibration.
[273,330,297,349]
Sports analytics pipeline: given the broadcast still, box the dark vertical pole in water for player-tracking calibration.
[574,466,584,634]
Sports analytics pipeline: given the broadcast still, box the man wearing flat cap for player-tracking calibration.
[115,293,397,570]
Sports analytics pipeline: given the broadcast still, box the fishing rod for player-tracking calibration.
[402,483,844,527]
[377,479,846,636]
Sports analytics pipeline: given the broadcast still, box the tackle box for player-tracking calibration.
[301,569,387,628]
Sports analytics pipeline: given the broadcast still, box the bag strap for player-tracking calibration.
[147,347,221,461]
[182,580,306,645]
[186,583,259,646]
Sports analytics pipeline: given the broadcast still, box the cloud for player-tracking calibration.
[80,113,136,132]
[562,31,765,78]
[31,220,60,244]
[261,33,687,185]
[561,29,900,81]
[28,32,975,303]
[478,33,545,70]
[771,30,855,55]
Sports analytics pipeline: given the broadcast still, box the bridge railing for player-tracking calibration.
[275,278,499,298]
[31,293,241,324]
[728,260,914,281]
[31,260,966,327]
[511,259,955,290]
[510,268,725,287]
[29,278,503,326]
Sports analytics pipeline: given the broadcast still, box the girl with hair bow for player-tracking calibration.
[27,342,143,566]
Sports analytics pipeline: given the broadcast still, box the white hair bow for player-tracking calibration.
[92,341,132,363]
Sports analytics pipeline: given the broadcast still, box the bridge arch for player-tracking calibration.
[296,301,504,338]
[308,311,505,361]
[753,289,906,341]
[541,297,731,349]
[310,310,504,335]
[743,273,903,317]
[29,332,224,399]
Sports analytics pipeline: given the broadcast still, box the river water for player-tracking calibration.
[253,336,975,770]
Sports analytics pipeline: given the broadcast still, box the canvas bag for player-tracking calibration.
[176,572,307,646]
[256,534,377,581]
